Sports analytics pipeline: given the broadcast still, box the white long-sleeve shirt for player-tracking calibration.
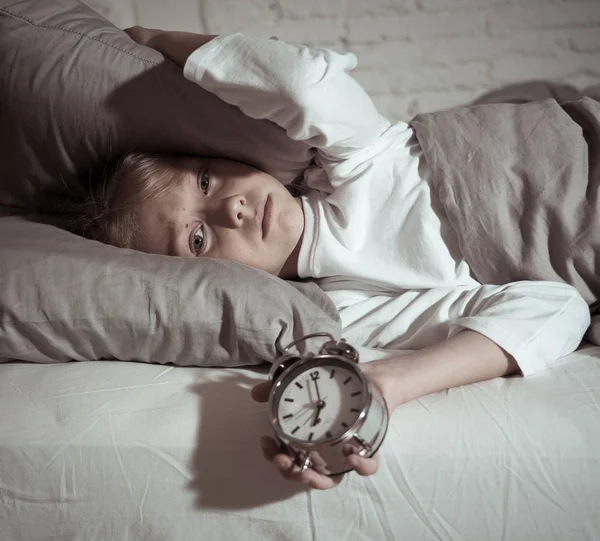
[183,34,590,376]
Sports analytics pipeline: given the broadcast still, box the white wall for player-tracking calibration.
[85,0,600,121]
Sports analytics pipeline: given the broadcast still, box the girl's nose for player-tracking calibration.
[219,195,249,227]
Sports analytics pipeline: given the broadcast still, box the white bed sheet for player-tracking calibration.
[1,346,599,541]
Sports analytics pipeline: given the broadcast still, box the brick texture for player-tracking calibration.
[85,0,600,121]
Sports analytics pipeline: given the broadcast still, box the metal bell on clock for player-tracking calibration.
[268,352,303,383]
[319,339,359,363]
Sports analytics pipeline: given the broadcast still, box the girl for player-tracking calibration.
[75,27,591,489]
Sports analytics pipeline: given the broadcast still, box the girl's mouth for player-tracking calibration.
[262,195,273,238]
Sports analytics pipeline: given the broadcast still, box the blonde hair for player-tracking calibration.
[64,152,186,250]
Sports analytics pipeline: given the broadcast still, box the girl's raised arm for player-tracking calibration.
[184,34,391,160]
[126,28,391,161]
[125,27,217,68]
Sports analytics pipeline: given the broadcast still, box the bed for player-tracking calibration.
[2,2,600,539]
[1,346,600,540]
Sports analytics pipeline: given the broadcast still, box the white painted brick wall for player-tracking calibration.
[85,0,600,121]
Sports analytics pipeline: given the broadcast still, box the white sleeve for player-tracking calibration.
[324,279,590,376]
[183,34,391,161]
[447,281,590,375]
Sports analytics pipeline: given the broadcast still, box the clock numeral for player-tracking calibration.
[350,408,361,413]
[326,431,332,438]
[282,414,293,420]
[284,398,294,403]
[310,371,320,381]
[341,422,349,429]
[343,376,352,385]
[291,426,300,435]
[308,432,314,441]
[329,369,335,379]
[295,382,303,389]
[351,391,362,397]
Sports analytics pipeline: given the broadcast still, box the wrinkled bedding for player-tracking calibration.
[411,87,600,339]
[1,346,600,541]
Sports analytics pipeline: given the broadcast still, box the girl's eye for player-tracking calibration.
[199,170,210,194]
[190,226,204,255]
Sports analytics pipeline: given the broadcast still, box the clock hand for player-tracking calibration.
[293,394,329,417]
[293,395,330,426]
[312,402,325,426]
[294,405,314,419]
[294,396,330,417]
[304,411,316,426]
[313,376,323,403]
[311,375,326,427]
[296,401,314,411]
[306,376,314,405]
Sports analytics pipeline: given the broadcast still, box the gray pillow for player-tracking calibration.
[0,0,341,366]
[0,211,340,365]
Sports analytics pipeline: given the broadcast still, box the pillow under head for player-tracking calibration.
[0,211,339,366]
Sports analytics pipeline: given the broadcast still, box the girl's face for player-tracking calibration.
[129,157,304,279]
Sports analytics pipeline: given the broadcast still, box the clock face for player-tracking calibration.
[274,358,367,443]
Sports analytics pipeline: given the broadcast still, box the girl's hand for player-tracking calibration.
[124,26,163,48]
[123,28,217,67]
[251,378,381,490]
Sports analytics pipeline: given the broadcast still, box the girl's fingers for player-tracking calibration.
[254,388,356,489]
[123,26,163,47]
[274,458,343,490]
[251,381,271,402]
[294,468,344,489]
[260,435,281,461]
[260,436,345,489]
[346,451,379,476]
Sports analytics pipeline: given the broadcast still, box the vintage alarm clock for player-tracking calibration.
[268,333,389,476]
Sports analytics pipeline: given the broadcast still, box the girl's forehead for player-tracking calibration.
[150,179,189,215]
[131,190,186,255]
[137,156,201,199]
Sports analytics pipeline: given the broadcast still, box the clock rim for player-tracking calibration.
[268,354,372,448]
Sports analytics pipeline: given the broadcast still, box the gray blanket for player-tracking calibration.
[410,82,600,343]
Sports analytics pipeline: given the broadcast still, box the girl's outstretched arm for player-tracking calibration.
[360,329,518,411]
[125,28,389,161]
